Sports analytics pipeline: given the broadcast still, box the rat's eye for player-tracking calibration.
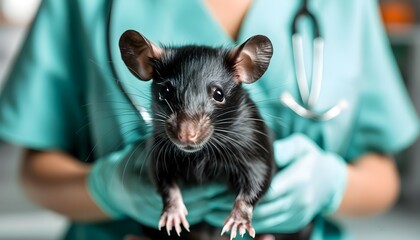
[212,88,225,102]
[158,83,173,101]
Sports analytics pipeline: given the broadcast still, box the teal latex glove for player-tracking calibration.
[206,133,348,234]
[87,140,230,229]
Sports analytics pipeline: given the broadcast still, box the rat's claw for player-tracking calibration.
[158,213,167,230]
[239,225,246,237]
[181,214,190,232]
[166,215,173,236]
[230,223,238,240]
[247,224,256,238]
[174,216,181,236]
[221,218,233,236]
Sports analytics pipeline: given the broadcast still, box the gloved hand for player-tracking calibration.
[206,133,348,234]
[87,140,230,228]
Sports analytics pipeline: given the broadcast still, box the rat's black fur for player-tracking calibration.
[146,46,311,239]
[149,46,273,200]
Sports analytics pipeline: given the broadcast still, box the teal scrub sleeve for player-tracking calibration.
[346,0,420,160]
[0,0,87,152]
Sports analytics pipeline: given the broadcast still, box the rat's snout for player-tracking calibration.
[166,113,213,151]
[177,121,199,144]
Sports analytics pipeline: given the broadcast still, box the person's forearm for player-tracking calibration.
[336,153,400,216]
[20,150,110,222]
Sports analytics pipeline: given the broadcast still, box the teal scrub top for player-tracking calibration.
[0,0,419,239]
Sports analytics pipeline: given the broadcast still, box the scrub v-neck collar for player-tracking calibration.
[193,0,260,44]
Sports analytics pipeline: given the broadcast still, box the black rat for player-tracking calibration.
[119,30,311,240]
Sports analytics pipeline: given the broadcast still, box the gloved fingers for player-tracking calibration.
[264,162,312,200]
[253,196,292,218]
[252,208,308,233]
[273,133,318,167]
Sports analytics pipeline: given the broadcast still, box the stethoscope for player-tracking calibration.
[280,0,347,121]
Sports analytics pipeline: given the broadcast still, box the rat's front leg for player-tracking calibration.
[158,183,191,236]
[221,194,256,240]
[222,159,272,240]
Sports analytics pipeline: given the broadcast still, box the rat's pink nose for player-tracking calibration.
[178,122,199,144]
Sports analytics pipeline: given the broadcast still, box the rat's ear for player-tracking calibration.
[119,30,163,81]
[229,35,273,84]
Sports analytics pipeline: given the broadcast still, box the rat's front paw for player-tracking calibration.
[221,201,255,240]
[158,202,190,236]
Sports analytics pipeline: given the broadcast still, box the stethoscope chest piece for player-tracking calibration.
[281,92,348,121]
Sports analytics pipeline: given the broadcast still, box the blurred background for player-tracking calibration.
[0,0,419,239]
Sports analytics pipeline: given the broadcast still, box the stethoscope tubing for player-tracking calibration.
[281,0,347,121]
[291,34,324,110]
[107,0,153,124]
